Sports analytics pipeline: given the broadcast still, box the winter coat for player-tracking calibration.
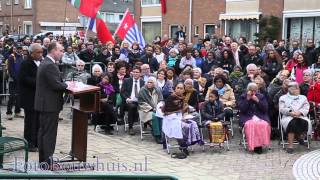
[279,94,311,134]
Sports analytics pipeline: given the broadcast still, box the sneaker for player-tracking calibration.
[6,114,13,120]
[14,112,24,118]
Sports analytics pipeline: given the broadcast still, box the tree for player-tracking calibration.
[254,16,281,46]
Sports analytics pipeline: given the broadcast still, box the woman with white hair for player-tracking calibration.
[238,82,270,153]
[137,76,163,143]
[279,82,311,153]
[183,79,199,109]
[87,64,104,86]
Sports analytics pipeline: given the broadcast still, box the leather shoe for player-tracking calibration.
[129,129,135,135]
[28,147,38,152]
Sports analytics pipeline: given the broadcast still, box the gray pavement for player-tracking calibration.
[1,104,319,180]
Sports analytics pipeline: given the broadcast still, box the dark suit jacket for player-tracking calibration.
[34,57,68,112]
[19,57,38,110]
[120,77,145,100]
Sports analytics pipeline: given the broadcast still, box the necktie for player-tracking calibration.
[134,80,138,98]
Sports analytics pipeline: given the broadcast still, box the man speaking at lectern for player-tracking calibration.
[35,42,68,167]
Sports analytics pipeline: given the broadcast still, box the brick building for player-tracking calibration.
[0,0,133,36]
[0,0,82,36]
[134,0,225,44]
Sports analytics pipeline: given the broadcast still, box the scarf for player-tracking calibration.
[184,88,195,104]
[100,82,115,96]
[217,87,225,96]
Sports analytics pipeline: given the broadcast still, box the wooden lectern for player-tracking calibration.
[66,84,100,162]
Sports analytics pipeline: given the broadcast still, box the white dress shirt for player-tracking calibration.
[130,78,140,101]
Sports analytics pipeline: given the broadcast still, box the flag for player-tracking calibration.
[161,0,166,14]
[87,13,115,44]
[114,9,145,48]
[69,0,103,18]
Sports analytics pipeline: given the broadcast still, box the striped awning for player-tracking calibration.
[219,12,261,20]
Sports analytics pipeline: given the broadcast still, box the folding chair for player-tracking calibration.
[278,113,311,149]
[198,103,230,151]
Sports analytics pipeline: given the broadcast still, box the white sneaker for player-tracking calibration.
[6,114,13,120]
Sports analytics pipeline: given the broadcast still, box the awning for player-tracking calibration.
[39,22,82,27]
[219,12,261,20]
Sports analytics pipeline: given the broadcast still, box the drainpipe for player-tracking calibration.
[188,0,192,43]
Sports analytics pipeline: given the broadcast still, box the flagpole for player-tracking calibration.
[63,0,68,36]
[84,17,89,43]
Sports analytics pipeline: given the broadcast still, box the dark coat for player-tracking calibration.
[120,77,145,100]
[141,55,159,72]
[34,57,67,112]
[19,57,38,110]
[201,100,225,122]
[87,76,102,86]
[78,49,95,63]
[238,92,269,127]
[242,54,263,72]
[94,53,110,65]
[185,90,199,109]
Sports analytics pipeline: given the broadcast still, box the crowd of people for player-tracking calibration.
[2,30,320,163]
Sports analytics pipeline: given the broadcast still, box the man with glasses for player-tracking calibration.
[67,60,91,84]
[121,66,145,135]
[78,41,95,63]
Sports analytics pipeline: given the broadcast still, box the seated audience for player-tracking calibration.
[279,82,311,153]
[238,83,270,153]
[138,77,163,143]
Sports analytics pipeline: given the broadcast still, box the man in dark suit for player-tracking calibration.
[19,43,43,152]
[121,66,144,135]
[34,42,68,166]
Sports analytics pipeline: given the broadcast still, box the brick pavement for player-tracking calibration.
[1,104,319,180]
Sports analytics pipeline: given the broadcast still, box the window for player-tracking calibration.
[0,1,2,10]
[204,24,215,38]
[14,0,18,4]
[142,22,161,44]
[6,0,10,5]
[23,21,32,35]
[24,0,31,9]
[141,0,160,6]
[226,20,257,42]
[105,13,124,23]
[169,25,178,39]
[194,25,199,36]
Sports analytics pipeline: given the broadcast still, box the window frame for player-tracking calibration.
[203,24,216,38]
[24,0,31,9]
[141,0,160,7]
[23,21,32,35]
[169,24,179,39]
[194,25,199,36]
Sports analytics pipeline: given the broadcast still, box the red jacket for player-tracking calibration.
[307,83,320,106]
[285,59,298,72]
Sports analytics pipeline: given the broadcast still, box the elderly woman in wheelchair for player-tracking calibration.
[238,82,270,154]
[279,81,311,154]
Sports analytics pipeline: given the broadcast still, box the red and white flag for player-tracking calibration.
[114,9,145,48]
